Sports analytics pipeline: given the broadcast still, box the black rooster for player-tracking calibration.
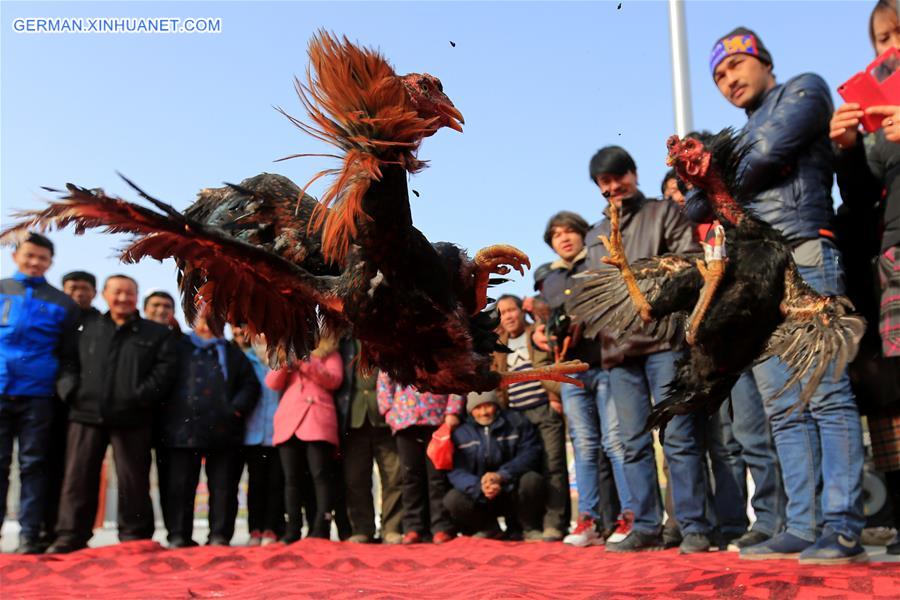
[567,130,864,428]
[1,32,587,394]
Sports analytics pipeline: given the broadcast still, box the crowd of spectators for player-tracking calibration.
[2,3,899,568]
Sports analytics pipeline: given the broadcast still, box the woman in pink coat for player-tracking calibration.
[267,336,343,541]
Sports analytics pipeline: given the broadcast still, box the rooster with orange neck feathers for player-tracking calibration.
[1,32,587,393]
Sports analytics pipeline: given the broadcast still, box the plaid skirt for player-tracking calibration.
[873,246,900,472]
[879,246,900,358]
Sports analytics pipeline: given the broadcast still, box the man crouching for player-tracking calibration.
[443,391,545,540]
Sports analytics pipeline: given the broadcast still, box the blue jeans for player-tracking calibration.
[0,395,56,539]
[707,372,785,537]
[561,368,631,526]
[752,240,865,542]
[610,350,712,535]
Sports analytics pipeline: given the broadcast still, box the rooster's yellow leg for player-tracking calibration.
[599,203,653,323]
[473,244,530,314]
[685,226,727,346]
[498,359,589,388]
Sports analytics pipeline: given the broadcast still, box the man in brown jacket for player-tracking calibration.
[492,294,569,542]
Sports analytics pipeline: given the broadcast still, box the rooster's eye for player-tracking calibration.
[419,81,429,92]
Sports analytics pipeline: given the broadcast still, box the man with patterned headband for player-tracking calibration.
[705,26,867,565]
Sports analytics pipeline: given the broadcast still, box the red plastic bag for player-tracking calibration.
[426,422,454,470]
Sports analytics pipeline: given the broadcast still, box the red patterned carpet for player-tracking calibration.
[0,537,897,599]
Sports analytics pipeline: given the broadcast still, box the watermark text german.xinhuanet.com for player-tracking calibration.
[12,17,222,34]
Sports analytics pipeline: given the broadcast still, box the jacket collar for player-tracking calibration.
[497,322,533,345]
[745,81,781,117]
[103,310,141,330]
[549,246,587,271]
[603,191,647,219]
[13,271,46,287]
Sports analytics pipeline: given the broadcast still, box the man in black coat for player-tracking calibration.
[48,274,178,553]
[157,313,259,547]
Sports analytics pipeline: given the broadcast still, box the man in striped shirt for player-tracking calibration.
[492,295,569,542]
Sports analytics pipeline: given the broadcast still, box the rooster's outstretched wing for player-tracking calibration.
[567,254,703,344]
[0,179,343,362]
[757,265,865,407]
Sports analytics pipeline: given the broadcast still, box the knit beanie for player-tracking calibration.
[709,27,773,77]
[466,390,499,414]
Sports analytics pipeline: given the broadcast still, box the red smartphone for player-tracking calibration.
[838,47,900,132]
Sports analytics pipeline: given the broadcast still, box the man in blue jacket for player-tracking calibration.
[708,27,866,564]
[0,233,77,553]
[443,391,545,539]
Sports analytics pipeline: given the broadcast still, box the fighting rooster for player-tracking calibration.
[568,130,864,427]
[1,32,587,394]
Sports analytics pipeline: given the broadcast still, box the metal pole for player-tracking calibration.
[668,0,694,137]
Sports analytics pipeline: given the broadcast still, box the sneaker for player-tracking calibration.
[208,536,230,547]
[523,530,544,542]
[798,531,868,565]
[402,531,424,545]
[727,530,769,552]
[679,532,711,554]
[541,527,564,542]
[45,539,87,554]
[888,538,900,555]
[606,530,664,552]
[247,530,262,547]
[15,537,44,555]
[472,529,503,540]
[432,531,456,544]
[348,534,372,543]
[662,526,682,549]
[260,530,279,546]
[563,515,603,547]
[383,532,404,545]
[740,531,811,560]
[168,537,199,549]
[606,511,635,544]
[280,532,301,544]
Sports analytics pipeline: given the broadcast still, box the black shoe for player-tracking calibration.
[45,540,87,554]
[679,532,711,554]
[15,538,44,554]
[606,530,664,553]
[728,530,770,552]
[168,537,198,549]
[662,526,682,549]
[887,538,900,555]
[207,536,230,547]
[280,532,302,544]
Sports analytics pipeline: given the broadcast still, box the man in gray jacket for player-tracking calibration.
[584,146,712,554]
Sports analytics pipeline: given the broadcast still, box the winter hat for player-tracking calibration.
[709,27,773,77]
[467,390,500,414]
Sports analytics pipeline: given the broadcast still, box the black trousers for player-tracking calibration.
[395,425,453,536]
[520,404,570,531]
[443,471,546,535]
[160,447,243,544]
[343,420,403,538]
[243,445,285,536]
[279,437,335,539]
[55,421,154,546]
[42,398,69,541]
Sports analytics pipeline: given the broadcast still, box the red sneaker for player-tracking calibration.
[607,510,634,543]
[402,531,424,545]
[432,531,457,544]
[563,514,602,547]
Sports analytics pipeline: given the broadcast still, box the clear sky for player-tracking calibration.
[0,0,877,326]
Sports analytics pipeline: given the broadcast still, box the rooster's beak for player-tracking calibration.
[440,104,465,132]
[665,155,675,167]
